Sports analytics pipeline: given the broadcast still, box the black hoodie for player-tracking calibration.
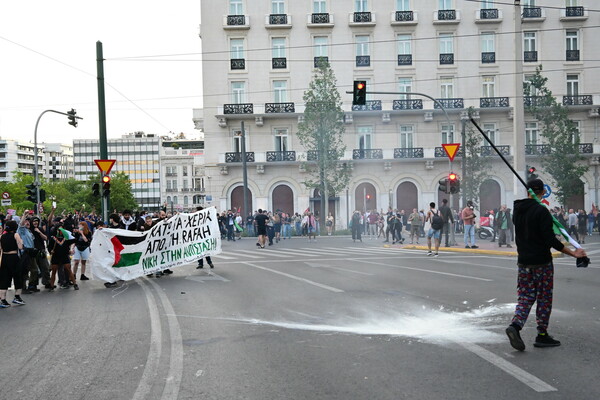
[513,198,564,265]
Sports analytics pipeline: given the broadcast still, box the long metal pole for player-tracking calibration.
[241,121,249,218]
[97,41,108,160]
[512,2,526,200]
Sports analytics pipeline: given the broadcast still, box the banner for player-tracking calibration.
[89,207,221,282]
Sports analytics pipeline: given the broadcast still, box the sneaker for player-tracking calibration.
[44,284,52,289]
[434,253,439,257]
[155,272,163,278]
[104,282,118,288]
[0,299,10,308]
[506,325,525,351]
[209,262,214,269]
[163,269,173,275]
[533,333,561,348]
[12,296,25,305]
[73,284,79,290]
[60,284,69,290]
[506,244,513,248]
[256,242,260,247]
[465,245,471,249]
[80,274,89,281]
[471,245,479,249]
[427,251,433,256]
[196,265,204,269]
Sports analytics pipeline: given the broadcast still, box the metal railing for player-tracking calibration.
[481,52,495,63]
[565,6,584,17]
[266,151,296,162]
[356,55,371,67]
[395,11,414,21]
[307,150,338,161]
[353,12,372,23]
[225,152,255,163]
[314,56,329,68]
[272,57,287,69]
[224,103,254,114]
[393,99,423,110]
[311,13,330,23]
[227,15,246,25]
[440,53,454,64]
[352,100,382,111]
[394,148,424,158]
[269,14,288,24]
[397,54,412,66]
[566,50,580,61]
[435,147,463,158]
[524,51,538,62]
[480,97,509,108]
[265,102,295,113]
[352,149,383,159]
[562,95,593,106]
[525,144,551,155]
[438,9,456,20]
[230,58,245,70]
[523,7,542,18]
[480,8,499,19]
[434,98,464,109]
[481,145,510,156]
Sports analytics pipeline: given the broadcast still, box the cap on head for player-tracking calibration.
[526,178,544,194]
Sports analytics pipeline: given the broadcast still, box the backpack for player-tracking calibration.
[431,210,444,230]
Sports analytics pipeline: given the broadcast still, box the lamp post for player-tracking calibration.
[513,0,526,200]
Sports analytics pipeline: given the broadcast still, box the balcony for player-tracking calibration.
[314,56,329,68]
[310,13,331,24]
[307,150,338,161]
[440,53,454,65]
[353,149,383,160]
[579,143,593,154]
[356,55,370,67]
[165,172,177,177]
[230,58,245,70]
[525,144,551,155]
[434,9,460,24]
[353,11,372,23]
[266,151,296,162]
[225,152,255,163]
[522,7,544,21]
[480,145,510,157]
[267,14,291,27]
[224,103,254,114]
[394,148,424,159]
[224,15,250,29]
[434,98,464,109]
[391,10,417,25]
[524,51,538,62]
[480,97,509,108]
[566,50,580,62]
[393,99,423,110]
[481,52,495,64]
[397,54,412,66]
[265,102,295,113]
[272,57,287,69]
[435,147,463,158]
[166,188,178,193]
[480,8,498,19]
[560,6,587,21]
[352,100,382,111]
[524,96,546,107]
[563,95,593,106]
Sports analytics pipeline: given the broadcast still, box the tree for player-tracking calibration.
[297,61,351,221]
[524,66,588,206]
[462,109,492,207]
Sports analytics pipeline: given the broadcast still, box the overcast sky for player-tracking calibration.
[0,0,202,145]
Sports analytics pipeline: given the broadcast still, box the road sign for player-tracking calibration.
[2,192,10,199]
[94,159,116,174]
[542,184,552,199]
[442,143,460,161]
[1,199,11,206]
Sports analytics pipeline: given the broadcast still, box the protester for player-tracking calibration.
[495,205,513,248]
[462,201,478,249]
[425,202,443,257]
[48,226,79,291]
[0,220,25,307]
[254,209,268,248]
[72,221,92,280]
[439,199,454,247]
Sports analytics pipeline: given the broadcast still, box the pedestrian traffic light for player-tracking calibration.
[438,178,449,194]
[366,194,371,200]
[92,183,100,197]
[39,189,46,203]
[25,183,37,203]
[527,165,538,180]
[448,172,460,194]
[352,80,367,106]
[102,174,111,197]
[67,108,78,127]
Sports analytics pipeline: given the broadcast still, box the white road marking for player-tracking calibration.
[186,272,230,283]
[226,249,265,259]
[211,254,237,260]
[304,261,374,276]
[243,262,344,293]
[359,260,493,282]
[459,342,557,392]
[435,259,514,271]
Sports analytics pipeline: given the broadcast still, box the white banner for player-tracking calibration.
[89,207,221,282]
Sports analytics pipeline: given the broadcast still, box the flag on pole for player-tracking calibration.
[58,228,75,240]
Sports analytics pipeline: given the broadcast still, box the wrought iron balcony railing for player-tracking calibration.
[225,152,255,163]
[230,58,246,70]
[311,13,330,24]
[269,14,288,25]
[525,144,551,155]
[480,97,509,108]
[395,11,414,22]
[566,6,584,17]
[272,57,287,69]
[224,103,254,114]
[265,102,295,113]
[480,9,499,19]
[524,51,538,62]
[227,15,246,25]
[566,50,580,61]
[356,55,371,67]
[434,98,464,109]
[524,96,546,107]
[314,56,329,68]
[438,10,456,20]
[440,53,454,64]
[353,12,372,23]
[435,147,463,158]
[393,99,423,110]
[394,148,424,159]
[482,52,495,63]
[352,100,382,111]
[562,95,593,106]
[480,145,510,157]
[353,149,383,160]
[579,143,593,154]
[306,150,338,161]
[397,54,412,66]
[266,151,296,162]
[523,7,542,18]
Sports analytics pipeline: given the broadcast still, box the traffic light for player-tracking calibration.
[448,172,461,194]
[366,194,371,201]
[92,183,100,197]
[527,165,538,180]
[67,108,78,127]
[26,183,37,203]
[352,80,367,106]
[102,174,111,197]
[438,178,449,194]
[39,189,46,203]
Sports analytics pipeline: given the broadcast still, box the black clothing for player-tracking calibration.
[0,231,19,253]
[255,214,269,236]
[74,231,92,251]
[439,205,454,223]
[48,236,75,265]
[513,198,564,265]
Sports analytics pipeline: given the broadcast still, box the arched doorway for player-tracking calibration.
[311,188,337,220]
[355,182,376,212]
[272,184,294,214]
[566,180,585,210]
[230,186,253,216]
[396,181,418,213]
[479,179,501,213]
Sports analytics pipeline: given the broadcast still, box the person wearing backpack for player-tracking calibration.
[425,202,443,257]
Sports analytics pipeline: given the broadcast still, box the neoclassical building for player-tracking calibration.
[197,0,600,228]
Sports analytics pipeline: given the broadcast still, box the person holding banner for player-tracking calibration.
[195,207,215,269]
[48,225,79,291]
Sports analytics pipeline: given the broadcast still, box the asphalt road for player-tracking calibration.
[1,234,599,399]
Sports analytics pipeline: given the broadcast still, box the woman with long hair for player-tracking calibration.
[0,220,25,307]
[72,221,92,281]
[48,226,78,291]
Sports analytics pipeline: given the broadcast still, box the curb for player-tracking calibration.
[388,244,563,258]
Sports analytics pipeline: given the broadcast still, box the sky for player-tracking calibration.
[0,0,203,145]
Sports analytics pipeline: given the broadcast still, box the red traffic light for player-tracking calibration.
[528,166,536,173]
[366,194,371,200]
[102,175,111,184]
[357,82,365,90]
[448,173,457,181]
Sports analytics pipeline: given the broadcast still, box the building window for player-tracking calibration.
[482,76,496,98]
[274,128,289,152]
[399,125,414,148]
[440,77,454,98]
[397,34,412,56]
[273,80,287,103]
[571,120,581,144]
[439,0,452,10]
[357,126,372,150]
[230,38,244,59]
[232,129,248,152]
[481,0,494,8]
[566,30,580,61]
[483,123,497,145]
[356,35,370,56]
[396,0,410,11]
[567,74,579,96]
[272,37,286,58]
[182,166,188,177]
[523,0,536,6]
[524,74,538,96]
[355,0,368,12]
[314,36,328,57]
[397,77,412,100]
[271,0,285,14]
[525,122,538,145]
[439,33,454,64]
[231,81,246,104]
[229,0,243,15]
[313,0,326,13]
[441,124,455,144]
[523,32,537,61]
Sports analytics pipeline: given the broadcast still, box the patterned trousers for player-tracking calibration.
[511,262,554,334]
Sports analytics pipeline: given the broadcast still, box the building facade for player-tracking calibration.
[198,0,600,227]
[42,143,74,181]
[0,139,44,181]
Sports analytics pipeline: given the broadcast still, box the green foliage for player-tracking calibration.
[463,109,492,205]
[524,66,588,206]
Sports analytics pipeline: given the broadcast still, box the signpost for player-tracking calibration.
[95,159,116,222]
[442,143,461,162]
[1,192,11,207]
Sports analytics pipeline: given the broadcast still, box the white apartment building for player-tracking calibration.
[198,0,600,227]
[42,143,74,181]
[0,139,44,181]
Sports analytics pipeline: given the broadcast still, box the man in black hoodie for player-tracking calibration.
[506,178,586,351]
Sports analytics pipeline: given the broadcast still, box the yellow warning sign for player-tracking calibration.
[94,159,116,174]
[442,143,460,161]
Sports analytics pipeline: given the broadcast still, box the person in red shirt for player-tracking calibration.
[461,200,478,249]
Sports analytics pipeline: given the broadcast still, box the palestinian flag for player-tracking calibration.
[59,228,75,240]
[110,233,147,268]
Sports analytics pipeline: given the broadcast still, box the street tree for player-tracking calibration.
[524,66,588,207]
[461,110,492,207]
[297,60,351,221]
